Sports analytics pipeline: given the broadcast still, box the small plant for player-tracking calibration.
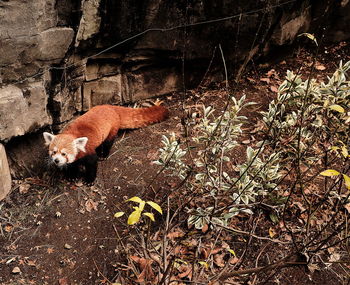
[114,196,162,225]
[262,60,350,164]
[154,95,283,229]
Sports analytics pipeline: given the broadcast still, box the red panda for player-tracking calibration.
[43,104,168,184]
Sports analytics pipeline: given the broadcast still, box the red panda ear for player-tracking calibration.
[74,137,88,152]
[43,132,55,145]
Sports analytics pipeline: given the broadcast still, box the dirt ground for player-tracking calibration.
[1,41,350,284]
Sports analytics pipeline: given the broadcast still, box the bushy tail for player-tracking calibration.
[113,105,169,129]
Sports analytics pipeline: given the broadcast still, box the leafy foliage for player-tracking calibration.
[155,95,283,229]
[114,197,162,225]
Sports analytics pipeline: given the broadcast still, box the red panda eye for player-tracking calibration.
[52,151,57,154]
[62,153,66,156]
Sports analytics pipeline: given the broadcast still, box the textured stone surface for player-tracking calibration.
[6,133,48,179]
[124,67,180,103]
[85,63,120,81]
[0,83,52,141]
[38,27,75,61]
[0,0,74,82]
[82,75,122,110]
[329,0,350,41]
[272,7,311,45]
[0,144,11,201]
[75,0,101,45]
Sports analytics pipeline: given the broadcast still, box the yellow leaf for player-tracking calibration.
[330,146,339,151]
[143,212,155,222]
[269,227,276,238]
[298,33,318,46]
[323,99,329,107]
[341,146,349,158]
[139,201,146,212]
[320,169,340,177]
[198,261,209,269]
[127,196,143,204]
[114,212,125,218]
[146,201,163,214]
[127,209,142,225]
[329,104,345,113]
[343,174,350,190]
[227,249,236,256]
[175,258,188,265]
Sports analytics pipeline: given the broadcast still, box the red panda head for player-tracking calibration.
[43,132,88,167]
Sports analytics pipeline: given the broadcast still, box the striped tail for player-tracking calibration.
[113,105,169,129]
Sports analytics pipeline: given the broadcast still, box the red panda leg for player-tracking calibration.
[96,139,115,159]
[83,153,98,184]
[96,129,119,159]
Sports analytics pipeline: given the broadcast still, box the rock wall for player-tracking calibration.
[0,0,349,195]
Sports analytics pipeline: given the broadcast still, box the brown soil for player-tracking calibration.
[1,41,350,285]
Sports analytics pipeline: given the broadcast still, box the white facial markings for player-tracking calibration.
[43,132,55,145]
[74,137,88,153]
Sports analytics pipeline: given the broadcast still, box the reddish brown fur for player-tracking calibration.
[61,105,168,159]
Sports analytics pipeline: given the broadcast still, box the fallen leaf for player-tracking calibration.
[26,260,36,267]
[213,253,225,267]
[4,224,13,233]
[229,257,239,265]
[19,184,30,194]
[260,77,270,84]
[146,150,158,160]
[12,267,21,274]
[85,199,98,212]
[64,244,72,250]
[246,77,256,83]
[178,265,192,279]
[47,248,54,254]
[344,204,350,214]
[58,277,69,285]
[316,64,326,70]
[75,181,83,187]
[130,256,155,282]
[201,223,209,233]
[18,259,25,265]
[270,86,278,93]
[198,261,209,269]
[266,69,276,78]
[269,227,277,238]
[200,247,209,259]
[167,230,185,239]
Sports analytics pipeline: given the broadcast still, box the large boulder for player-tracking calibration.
[0,144,11,201]
[0,0,74,83]
[0,83,52,141]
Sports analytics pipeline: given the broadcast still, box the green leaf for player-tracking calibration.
[127,208,142,225]
[329,104,345,113]
[343,174,350,190]
[114,212,125,218]
[227,249,236,256]
[146,201,163,214]
[198,261,209,269]
[143,212,155,222]
[320,169,340,177]
[269,213,279,224]
[127,196,144,204]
